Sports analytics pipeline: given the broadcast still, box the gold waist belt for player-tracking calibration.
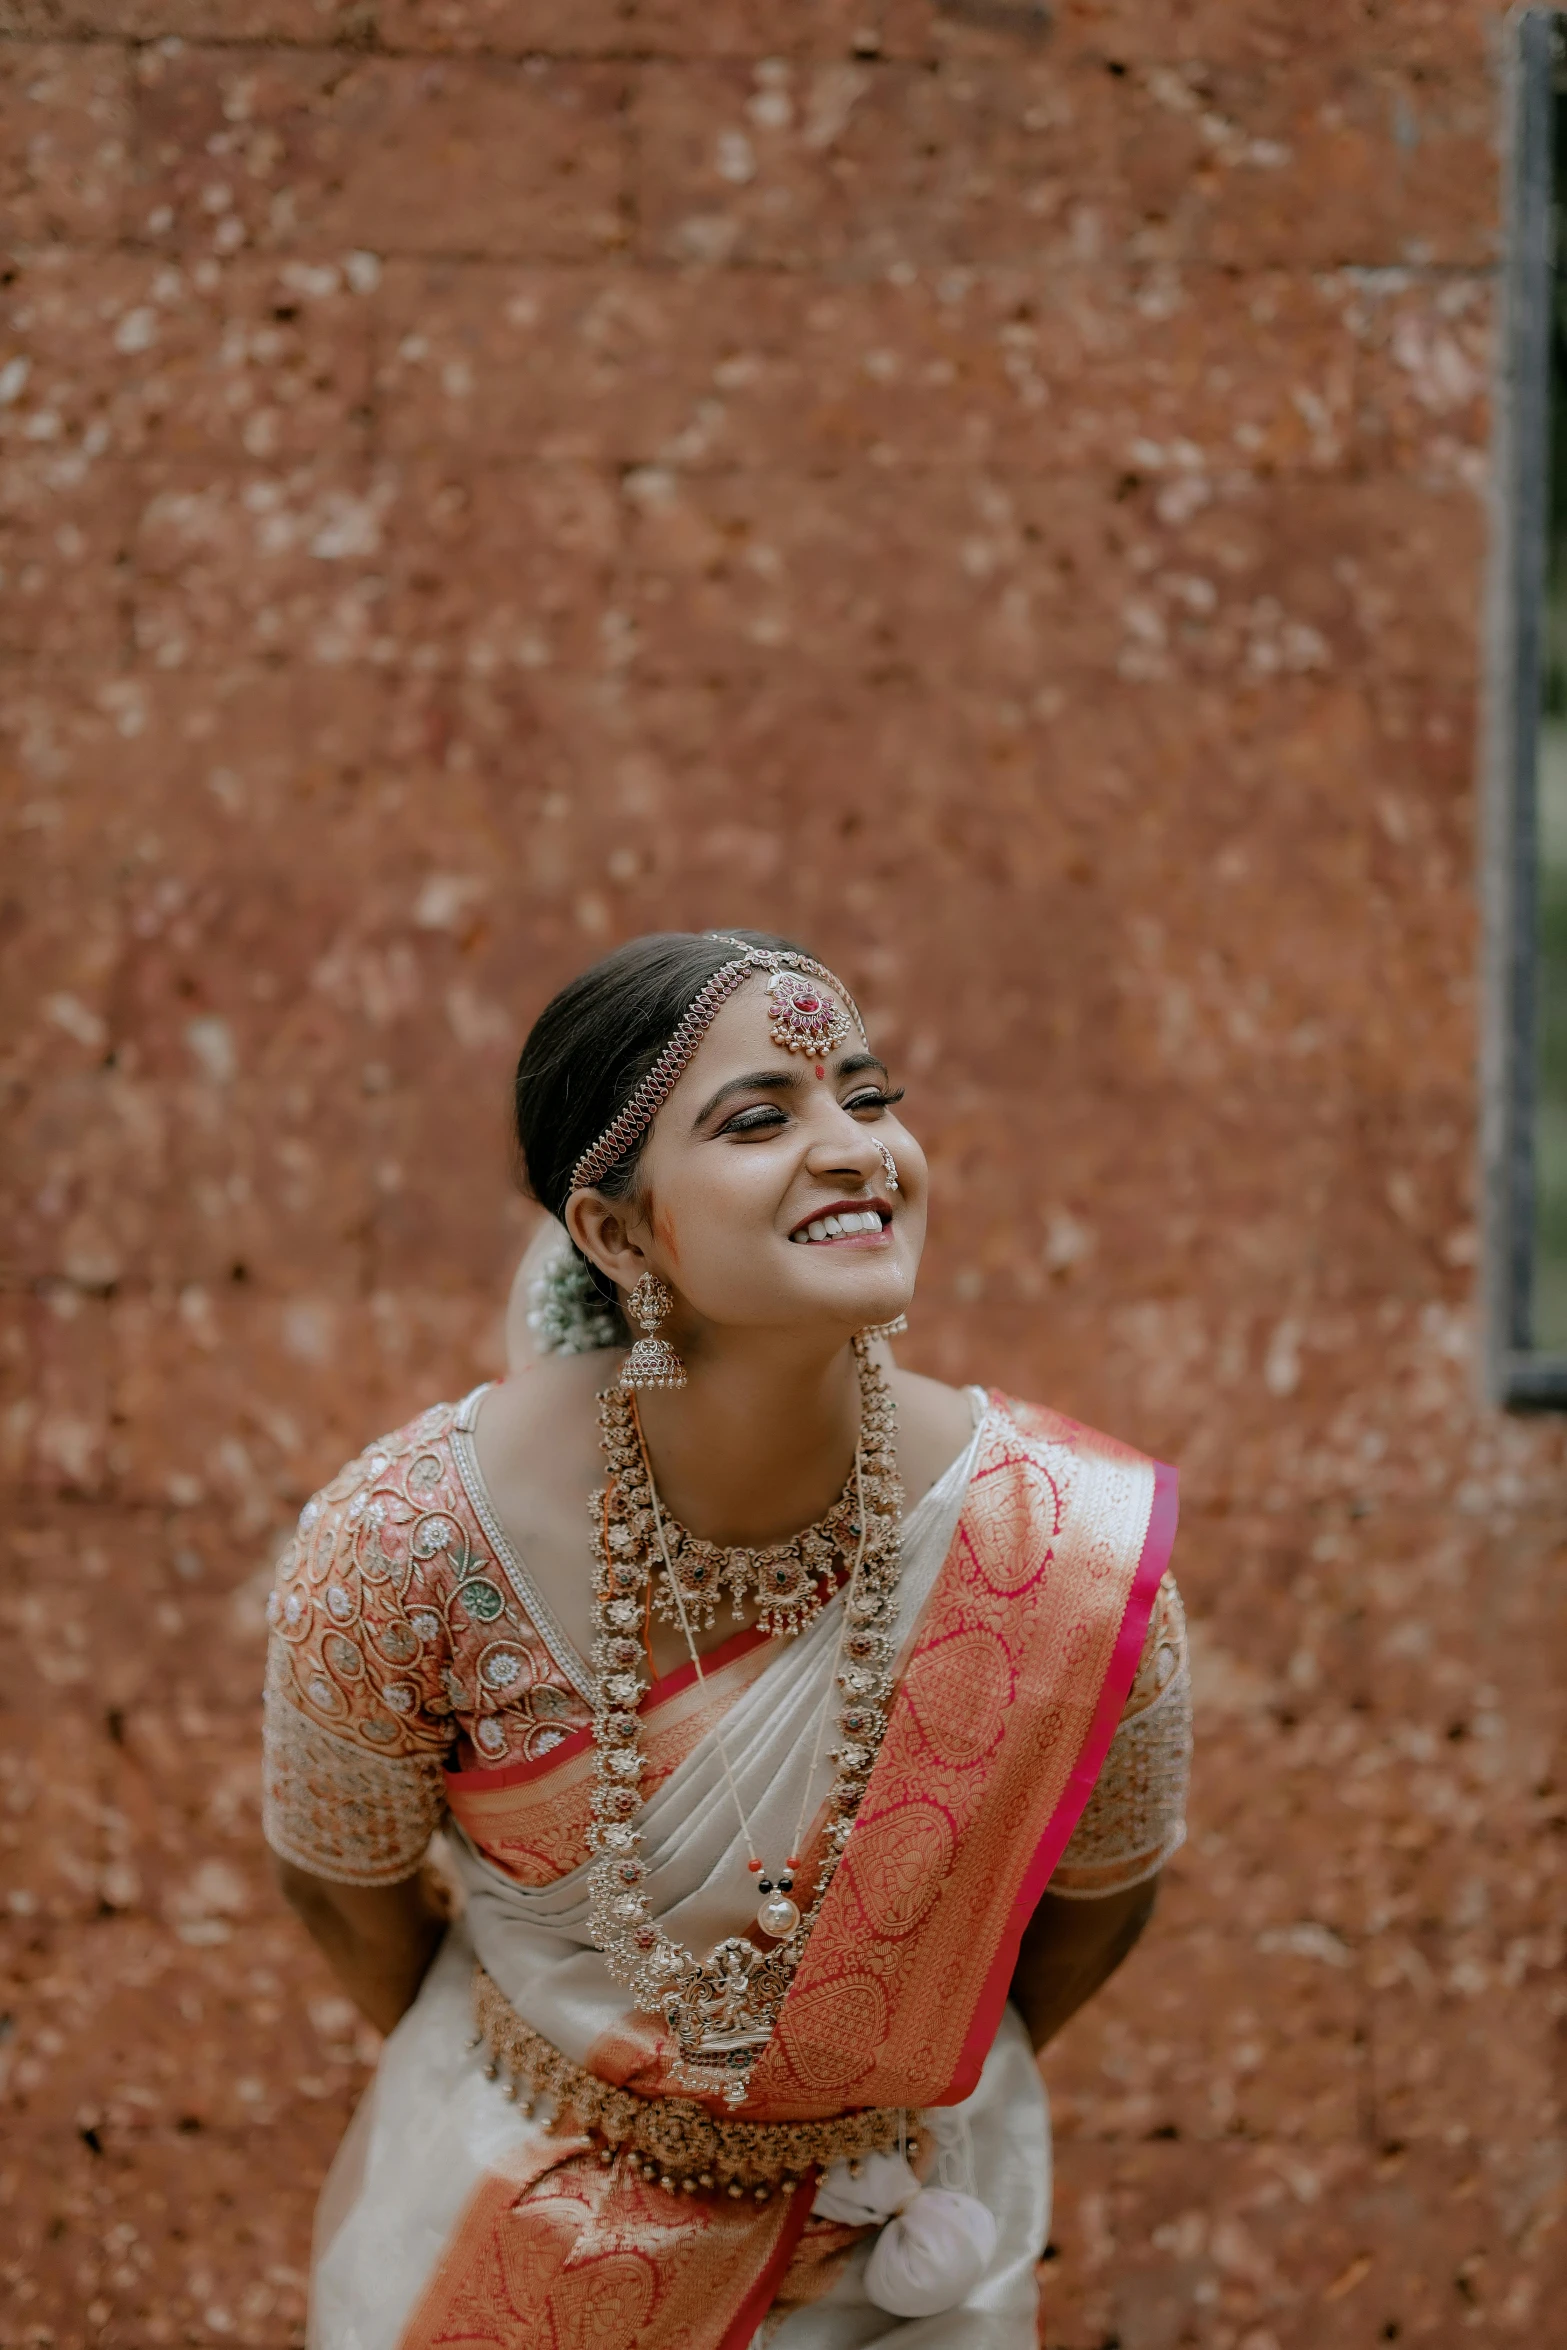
[471,1965,920,2202]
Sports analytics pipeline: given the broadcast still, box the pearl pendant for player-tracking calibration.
[757,1892,801,1939]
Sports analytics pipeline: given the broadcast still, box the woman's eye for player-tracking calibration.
[845,1087,905,1115]
[719,1105,789,1136]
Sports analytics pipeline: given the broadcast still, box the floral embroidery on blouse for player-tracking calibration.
[262,1399,593,1885]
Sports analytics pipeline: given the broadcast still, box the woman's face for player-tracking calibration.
[577,979,925,1345]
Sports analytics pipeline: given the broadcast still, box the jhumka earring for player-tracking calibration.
[621,1273,687,1390]
[874,1139,900,1194]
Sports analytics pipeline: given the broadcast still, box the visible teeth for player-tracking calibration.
[792,1209,885,1243]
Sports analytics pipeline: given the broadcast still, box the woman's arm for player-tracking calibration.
[273,1858,449,2037]
[1008,1876,1160,2050]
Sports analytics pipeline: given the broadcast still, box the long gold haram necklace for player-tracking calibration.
[585,1338,905,2104]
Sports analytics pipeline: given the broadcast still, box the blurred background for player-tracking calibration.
[3,2,1564,2343]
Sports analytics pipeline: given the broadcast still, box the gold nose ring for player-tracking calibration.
[874,1140,899,1194]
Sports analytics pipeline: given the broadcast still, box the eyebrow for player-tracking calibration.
[691,1069,800,1127]
[691,1053,890,1129]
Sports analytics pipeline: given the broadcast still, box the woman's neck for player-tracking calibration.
[632,1330,864,1549]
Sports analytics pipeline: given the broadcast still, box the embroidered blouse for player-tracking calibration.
[262,1392,1190,1895]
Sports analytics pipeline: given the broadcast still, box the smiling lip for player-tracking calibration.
[788,1197,894,1246]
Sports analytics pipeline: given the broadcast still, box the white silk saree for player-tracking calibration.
[266,1391,1181,2350]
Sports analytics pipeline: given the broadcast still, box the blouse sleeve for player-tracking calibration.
[1049,1570,1192,1900]
[261,1438,453,1887]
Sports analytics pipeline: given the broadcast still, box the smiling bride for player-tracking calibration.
[262,929,1190,2350]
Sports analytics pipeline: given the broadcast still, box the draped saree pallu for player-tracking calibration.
[271,1395,1180,2350]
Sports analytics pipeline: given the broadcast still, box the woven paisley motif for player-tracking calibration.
[901,1628,1014,1767]
[762,1975,890,2097]
[838,1801,955,1939]
[953,1453,1062,1597]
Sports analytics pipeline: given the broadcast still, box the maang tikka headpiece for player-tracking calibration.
[568,938,867,1194]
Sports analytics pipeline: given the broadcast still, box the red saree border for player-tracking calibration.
[444,1622,773,1794]
[717,2177,817,2350]
[950,1450,1178,2097]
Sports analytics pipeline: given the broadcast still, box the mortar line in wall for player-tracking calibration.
[87,479,1408,500]
[358,233,387,475]
[67,450,1447,485]
[11,220,1500,289]
[0,26,1509,81]
[1360,1964,1388,2152]
[0,28,925,67]
[116,31,149,671]
[82,241,1503,287]
[616,13,641,268]
[0,651,1484,697]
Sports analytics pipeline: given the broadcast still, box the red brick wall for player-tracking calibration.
[4,4,1564,2341]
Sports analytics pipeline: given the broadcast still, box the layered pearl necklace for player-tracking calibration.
[585,1338,904,2103]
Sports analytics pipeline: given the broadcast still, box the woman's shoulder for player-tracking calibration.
[988,1388,1169,1476]
[283,1353,615,1544]
[886,1364,979,1508]
[887,1368,1165,1505]
[471,1347,618,1500]
[267,1383,596,1770]
[268,1391,491,1642]
[285,1395,474,1537]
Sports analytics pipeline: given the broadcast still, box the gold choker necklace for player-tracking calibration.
[594,1367,891,1643]
[585,1339,904,2104]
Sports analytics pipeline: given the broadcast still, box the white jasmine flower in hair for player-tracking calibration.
[525,1223,625,1355]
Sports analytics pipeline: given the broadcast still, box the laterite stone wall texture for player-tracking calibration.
[1,1,1564,2342]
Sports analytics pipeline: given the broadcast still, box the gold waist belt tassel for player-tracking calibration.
[469,1965,920,2202]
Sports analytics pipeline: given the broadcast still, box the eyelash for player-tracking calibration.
[718,1085,904,1137]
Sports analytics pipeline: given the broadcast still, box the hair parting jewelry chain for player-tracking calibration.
[584,1337,905,2104]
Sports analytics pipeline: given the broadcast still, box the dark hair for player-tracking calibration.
[514,929,809,1226]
